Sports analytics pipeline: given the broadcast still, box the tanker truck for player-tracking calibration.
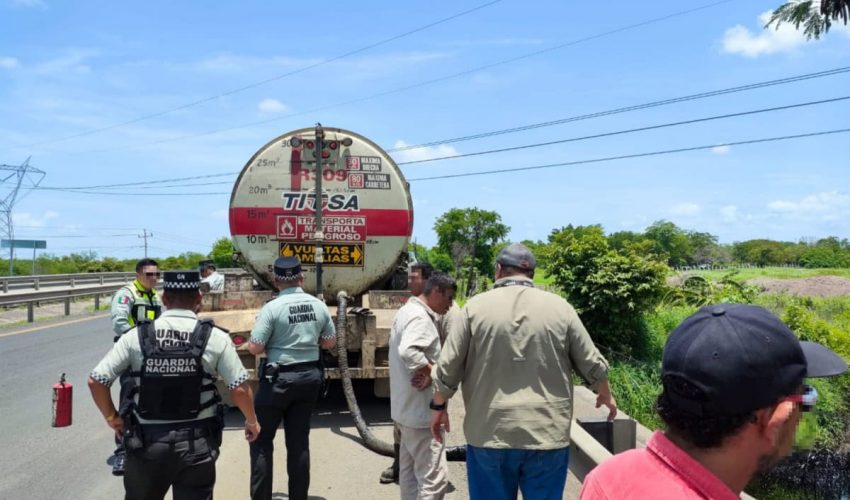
[199,125,413,418]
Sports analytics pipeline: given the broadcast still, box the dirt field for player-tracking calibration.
[747,276,850,297]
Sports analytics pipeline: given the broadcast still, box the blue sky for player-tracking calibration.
[1,0,849,260]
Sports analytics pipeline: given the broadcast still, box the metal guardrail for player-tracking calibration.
[0,272,135,293]
[0,268,245,293]
[0,285,121,323]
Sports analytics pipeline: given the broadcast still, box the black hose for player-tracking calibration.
[336,291,394,457]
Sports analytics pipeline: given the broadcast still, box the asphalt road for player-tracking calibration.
[0,314,583,500]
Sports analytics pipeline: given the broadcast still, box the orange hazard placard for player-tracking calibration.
[279,242,364,267]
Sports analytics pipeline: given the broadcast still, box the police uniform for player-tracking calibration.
[249,257,336,500]
[109,277,163,475]
[91,271,248,500]
[111,279,162,336]
[199,260,225,293]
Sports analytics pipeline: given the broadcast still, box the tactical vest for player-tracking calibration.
[124,283,162,328]
[131,319,219,421]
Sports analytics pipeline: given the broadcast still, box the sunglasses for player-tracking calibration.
[142,272,161,278]
[785,384,818,412]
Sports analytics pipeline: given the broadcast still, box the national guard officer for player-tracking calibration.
[108,257,164,475]
[198,260,225,293]
[89,270,261,500]
[111,258,163,337]
[247,256,337,500]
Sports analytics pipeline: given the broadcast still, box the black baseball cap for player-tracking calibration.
[163,270,201,291]
[662,304,847,416]
[273,256,302,280]
[496,243,536,271]
[198,259,215,270]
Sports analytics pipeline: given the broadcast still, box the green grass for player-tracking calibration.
[678,267,850,281]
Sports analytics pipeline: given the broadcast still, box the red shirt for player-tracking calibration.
[580,431,742,500]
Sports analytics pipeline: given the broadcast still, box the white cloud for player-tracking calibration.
[12,210,58,228]
[767,191,850,214]
[0,57,20,69]
[257,98,288,114]
[193,54,319,73]
[670,203,702,216]
[722,11,808,57]
[720,205,739,222]
[711,145,730,155]
[391,140,460,164]
[32,49,98,75]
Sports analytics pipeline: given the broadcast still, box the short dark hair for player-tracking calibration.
[423,272,457,295]
[656,375,755,449]
[499,264,534,278]
[410,262,435,280]
[135,258,158,273]
[163,289,200,308]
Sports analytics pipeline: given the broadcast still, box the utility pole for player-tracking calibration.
[138,229,152,258]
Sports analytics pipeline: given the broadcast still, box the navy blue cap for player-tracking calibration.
[273,256,302,280]
[496,243,536,271]
[198,259,215,270]
[662,304,848,416]
[163,270,200,290]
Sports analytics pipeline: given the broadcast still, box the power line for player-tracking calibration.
[390,66,850,152]
[396,95,850,165]
[406,127,850,181]
[38,91,849,194]
[20,0,504,149]
[74,0,736,155]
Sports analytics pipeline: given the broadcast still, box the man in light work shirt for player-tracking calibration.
[247,256,336,500]
[580,304,848,500]
[430,243,617,500]
[199,260,224,293]
[390,272,457,500]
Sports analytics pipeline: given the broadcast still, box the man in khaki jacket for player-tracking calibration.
[430,243,617,500]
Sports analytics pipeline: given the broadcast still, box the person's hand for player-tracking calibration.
[596,388,618,421]
[430,409,450,443]
[411,365,432,391]
[106,413,124,437]
[245,421,261,442]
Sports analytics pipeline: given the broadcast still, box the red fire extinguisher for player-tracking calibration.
[52,373,72,427]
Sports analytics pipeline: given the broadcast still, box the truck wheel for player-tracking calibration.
[373,378,390,398]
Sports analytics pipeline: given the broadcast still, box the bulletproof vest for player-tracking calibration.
[125,285,162,327]
[134,319,218,420]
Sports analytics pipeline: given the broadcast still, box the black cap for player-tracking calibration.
[496,243,536,271]
[273,256,302,280]
[662,304,848,416]
[198,259,215,270]
[163,270,201,290]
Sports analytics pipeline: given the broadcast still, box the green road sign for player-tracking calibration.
[1,239,47,249]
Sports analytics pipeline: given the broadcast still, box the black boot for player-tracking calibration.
[379,443,400,484]
[111,451,126,476]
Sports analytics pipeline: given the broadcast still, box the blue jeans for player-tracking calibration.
[466,445,570,500]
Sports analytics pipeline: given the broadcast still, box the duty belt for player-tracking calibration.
[262,361,320,381]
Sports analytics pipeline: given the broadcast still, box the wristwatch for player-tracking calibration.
[429,400,447,411]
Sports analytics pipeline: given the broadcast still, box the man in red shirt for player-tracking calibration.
[581,304,847,500]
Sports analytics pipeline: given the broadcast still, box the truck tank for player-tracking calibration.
[229,126,413,299]
[202,126,412,424]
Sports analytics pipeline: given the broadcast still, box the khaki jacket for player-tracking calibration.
[433,276,609,449]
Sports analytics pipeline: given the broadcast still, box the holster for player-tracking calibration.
[211,405,225,448]
[122,413,145,453]
[260,361,280,382]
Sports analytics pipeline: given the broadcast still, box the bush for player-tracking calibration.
[548,225,669,355]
